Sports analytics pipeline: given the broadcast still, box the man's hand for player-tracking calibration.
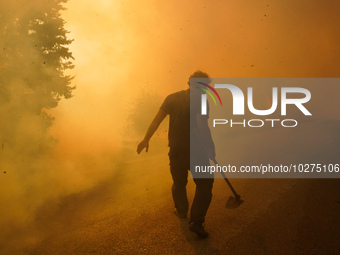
[137,139,149,154]
[136,109,167,155]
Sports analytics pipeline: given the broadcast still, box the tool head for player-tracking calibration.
[225,196,244,209]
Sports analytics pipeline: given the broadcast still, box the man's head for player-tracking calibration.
[188,70,211,86]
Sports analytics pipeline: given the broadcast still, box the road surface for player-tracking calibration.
[13,154,340,255]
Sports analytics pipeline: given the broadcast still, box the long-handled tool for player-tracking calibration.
[213,159,244,209]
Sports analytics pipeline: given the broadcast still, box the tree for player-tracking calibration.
[0,0,74,150]
[0,3,75,251]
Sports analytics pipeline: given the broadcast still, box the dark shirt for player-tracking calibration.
[161,90,190,150]
[160,89,208,151]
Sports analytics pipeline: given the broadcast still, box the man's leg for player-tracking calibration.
[190,177,214,224]
[169,150,189,217]
[188,177,213,238]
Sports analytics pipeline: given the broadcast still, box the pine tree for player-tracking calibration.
[0,0,74,152]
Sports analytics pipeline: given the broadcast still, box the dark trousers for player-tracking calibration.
[169,149,214,224]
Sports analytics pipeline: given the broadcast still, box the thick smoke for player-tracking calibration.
[1,0,340,254]
[0,0,76,252]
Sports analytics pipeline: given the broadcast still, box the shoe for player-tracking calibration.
[189,222,209,238]
[173,210,187,219]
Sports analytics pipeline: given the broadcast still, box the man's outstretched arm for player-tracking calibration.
[137,109,167,154]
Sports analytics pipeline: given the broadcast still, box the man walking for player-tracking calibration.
[137,70,215,238]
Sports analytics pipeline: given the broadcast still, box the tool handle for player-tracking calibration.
[213,159,240,199]
[220,171,240,199]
